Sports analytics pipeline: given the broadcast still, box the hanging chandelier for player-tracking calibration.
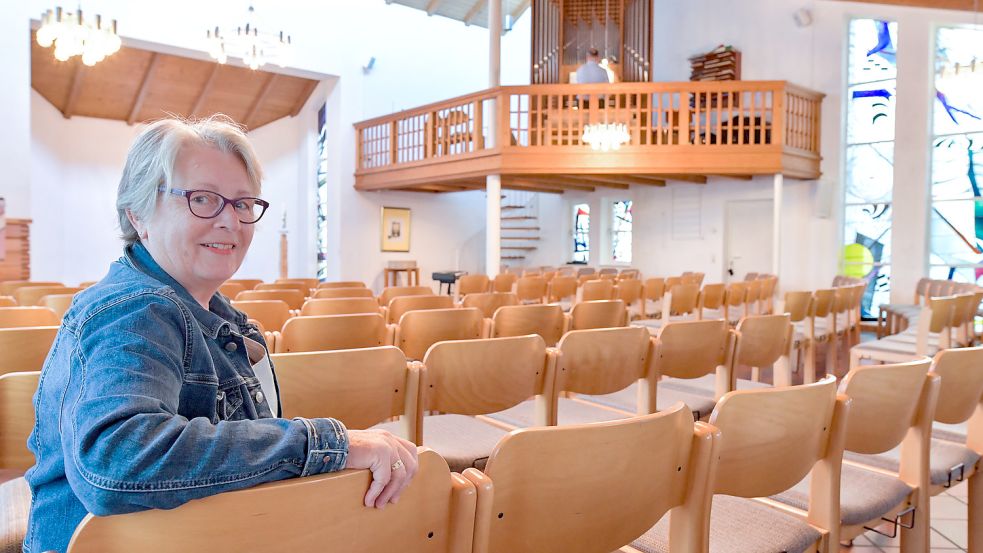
[582,122,630,152]
[36,6,121,66]
[206,5,291,70]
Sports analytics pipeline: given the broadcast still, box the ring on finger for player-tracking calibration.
[391,459,404,471]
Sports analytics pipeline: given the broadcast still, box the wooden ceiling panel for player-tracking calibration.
[134,56,215,121]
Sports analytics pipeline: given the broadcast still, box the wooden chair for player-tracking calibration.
[378,286,434,307]
[14,286,83,307]
[387,295,454,325]
[879,278,931,337]
[758,275,778,314]
[648,319,736,420]
[312,287,375,300]
[300,297,381,317]
[67,449,476,553]
[231,300,292,334]
[598,268,619,277]
[255,282,311,297]
[38,294,76,318]
[635,283,700,333]
[0,297,15,308]
[0,327,59,376]
[619,268,640,279]
[274,314,393,353]
[394,307,485,361]
[680,272,704,286]
[218,282,245,299]
[799,288,836,383]
[849,295,958,369]
[744,279,763,316]
[575,267,596,278]
[515,277,547,304]
[316,281,367,289]
[276,278,319,290]
[223,278,263,291]
[722,281,749,324]
[492,273,517,293]
[456,275,490,300]
[772,359,938,551]
[0,307,60,329]
[738,313,793,386]
[696,283,726,321]
[545,276,577,310]
[461,292,519,319]
[235,289,305,311]
[490,304,568,347]
[465,403,718,553]
[632,376,846,553]
[783,291,814,382]
[569,299,627,330]
[642,277,666,319]
[580,279,615,302]
[78,281,97,289]
[272,346,417,440]
[0,281,63,297]
[0,371,40,472]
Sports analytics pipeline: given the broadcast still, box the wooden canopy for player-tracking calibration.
[30,34,319,131]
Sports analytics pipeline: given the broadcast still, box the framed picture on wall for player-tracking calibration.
[380,206,411,252]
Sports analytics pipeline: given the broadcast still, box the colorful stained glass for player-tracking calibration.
[848,19,897,85]
[316,103,329,281]
[612,200,632,263]
[573,203,589,263]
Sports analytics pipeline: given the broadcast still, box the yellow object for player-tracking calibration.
[842,243,874,277]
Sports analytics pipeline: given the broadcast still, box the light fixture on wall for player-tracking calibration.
[206,4,292,70]
[36,6,122,66]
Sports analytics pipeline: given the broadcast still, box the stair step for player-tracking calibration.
[501,205,526,210]
[502,226,541,230]
[501,255,527,260]
[502,237,541,240]
[502,216,537,220]
[502,246,537,251]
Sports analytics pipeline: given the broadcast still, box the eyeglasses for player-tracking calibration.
[159,186,270,224]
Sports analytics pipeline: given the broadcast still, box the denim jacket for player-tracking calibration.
[24,242,349,553]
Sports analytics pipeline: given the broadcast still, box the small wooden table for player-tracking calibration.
[384,267,420,287]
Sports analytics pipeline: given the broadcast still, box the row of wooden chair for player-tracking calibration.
[780,282,867,382]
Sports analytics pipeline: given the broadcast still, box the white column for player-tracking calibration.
[773,173,783,277]
[486,0,502,277]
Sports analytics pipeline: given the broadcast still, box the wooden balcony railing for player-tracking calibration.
[354,81,824,189]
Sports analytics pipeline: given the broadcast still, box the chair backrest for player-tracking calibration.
[0,296,15,308]
[0,281,63,297]
[576,267,595,277]
[930,346,983,425]
[388,295,455,325]
[759,276,778,301]
[276,314,390,353]
[15,286,83,307]
[0,327,59,376]
[39,294,77,318]
[231,300,291,333]
[300,297,381,317]
[316,281,367,289]
[569,299,626,330]
[254,282,310,295]
[421,336,554,436]
[379,286,434,307]
[492,273,518,293]
[698,283,726,313]
[0,371,40,470]
[272,346,416,438]
[680,273,704,286]
[276,278,319,290]
[927,279,950,298]
[515,277,547,303]
[554,326,654,406]
[396,307,485,361]
[811,288,835,318]
[491,304,566,347]
[313,287,375,299]
[619,268,640,279]
[218,282,245,298]
[235,289,305,310]
[546,276,577,302]
[468,404,717,553]
[615,278,642,306]
[724,281,748,308]
[69,449,476,553]
[457,274,490,297]
[783,291,813,323]
[461,292,519,318]
[744,272,759,281]
[0,306,60,329]
[643,278,666,302]
[913,277,931,304]
[745,279,762,305]
[733,314,791,369]
[597,268,618,276]
[664,283,699,318]
[224,278,263,290]
[654,319,734,393]
[580,279,614,301]
[664,276,682,289]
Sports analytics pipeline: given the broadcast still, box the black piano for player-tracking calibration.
[431,270,467,295]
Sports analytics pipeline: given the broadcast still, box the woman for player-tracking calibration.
[23,116,418,553]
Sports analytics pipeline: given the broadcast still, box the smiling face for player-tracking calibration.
[129,144,257,307]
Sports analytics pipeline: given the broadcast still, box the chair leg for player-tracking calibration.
[970,474,982,553]
[849,350,861,370]
[750,366,760,382]
[899,495,931,553]
[826,334,838,376]
[804,341,817,384]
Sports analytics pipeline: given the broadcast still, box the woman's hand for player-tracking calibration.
[345,429,419,508]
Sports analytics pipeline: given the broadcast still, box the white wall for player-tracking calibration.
[0,2,31,218]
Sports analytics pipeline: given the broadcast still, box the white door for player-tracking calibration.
[724,200,774,281]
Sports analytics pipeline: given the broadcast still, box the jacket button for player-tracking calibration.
[224,342,238,352]
[254,391,264,404]
[323,455,331,464]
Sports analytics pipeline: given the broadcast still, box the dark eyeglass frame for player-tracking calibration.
[159,186,270,224]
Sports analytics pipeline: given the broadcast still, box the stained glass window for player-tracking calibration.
[611,200,632,263]
[929,27,983,286]
[573,203,589,263]
[316,103,329,281]
[843,19,898,318]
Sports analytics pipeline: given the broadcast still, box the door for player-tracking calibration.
[724,200,774,281]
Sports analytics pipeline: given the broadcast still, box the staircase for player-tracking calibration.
[500,190,540,270]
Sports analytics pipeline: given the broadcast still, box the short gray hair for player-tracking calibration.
[116,115,264,245]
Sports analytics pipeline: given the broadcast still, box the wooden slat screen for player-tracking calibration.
[0,219,31,281]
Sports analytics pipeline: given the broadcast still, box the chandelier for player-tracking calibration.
[582,122,630,152]
[36,6,121,66]
[206,5,291,70]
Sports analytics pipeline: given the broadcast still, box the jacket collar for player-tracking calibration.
[122,241,248,339]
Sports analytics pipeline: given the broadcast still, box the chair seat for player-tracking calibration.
[793,319,832,340]
[771,462,912,526]
[580,381,718,420]
[631,494,822,553]
[374,414,508,473]
[484,397,627,429]
[845,439,980,488]
[0,477,29,553]
[632,315,697,334]
[851,338,939,358]
[661,373,772,397]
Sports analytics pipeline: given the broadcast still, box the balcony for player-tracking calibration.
[354,81,824,193]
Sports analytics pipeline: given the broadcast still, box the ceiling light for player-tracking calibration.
[36,6,121,66]
[207,4,291,70]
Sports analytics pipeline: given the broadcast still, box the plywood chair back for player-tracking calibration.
[255,282,310,295]
[930,346,983,425]
[231,300,291,333]
[388,295,455,324]
[680,272,704,286]
[723,281,748,320]
[0,281,63,297]
[744,279,763,314]
[515,276,547,304]
[492,273,518,293]
[218,282,245,298]
[272,346,416,439]
[0,307,60,329]
[313,287,375,299]
[276,314,391,353]
[461,292,519,318]
[663,283,700,318]
[734,314,791,369]
[811,288,835,319]
[698,283,726,318]
[575,267,595,278]
[421,336,555,438]
[491,304,566,347]
[457,275,490,298]
[0,297,15,308]
[396,307,485,361]
[580,279,615,301]
[555,326,655,413]
[316,281,367,289]
[643,278,666,303]
[465,403,717,553]
[758,275,778,313]
[615,278,643,309]
[15,286,83,307]
[619,268,640,279]
[235,289,305,310]
[0,371,40,470]
[224,278,263,290]
[379,286,434,307]
[913,295,957,354]
[68,449,476,553]
[0,327,59,376]
[546,276,577,303]
[927,279,950,298]
[300,297,381,317]
[276,278,319,289]
[654,319,734,398]
[665,276,683,289]
[783,291,813,323]
[569,299,627,330]
[39,294,77,318]
[913,278,931,304]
